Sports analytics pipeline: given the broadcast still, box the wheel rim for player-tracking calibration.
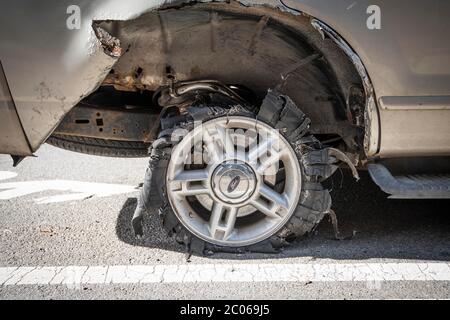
[166,116,302,247]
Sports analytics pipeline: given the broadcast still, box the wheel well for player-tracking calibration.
[54,2,367,161]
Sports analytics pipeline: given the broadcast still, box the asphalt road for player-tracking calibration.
[1,144,449,299]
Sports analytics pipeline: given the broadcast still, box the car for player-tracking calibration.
[1,0,449,253]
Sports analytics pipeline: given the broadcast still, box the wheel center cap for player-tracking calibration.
[212,161,256,204]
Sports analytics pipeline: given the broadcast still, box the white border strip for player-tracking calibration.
[1,263,450,286]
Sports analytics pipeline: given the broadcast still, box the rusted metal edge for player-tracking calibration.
[93,25,123,58]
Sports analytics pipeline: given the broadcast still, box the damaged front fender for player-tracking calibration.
[0,0,376,157]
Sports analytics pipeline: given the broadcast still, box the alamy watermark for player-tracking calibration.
[65,4,381,31]
[66,5,81,30]
[367,5,382,30]
[169,120,283,175]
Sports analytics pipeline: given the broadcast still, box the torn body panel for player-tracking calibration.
[1,0,449,159]
[98,2,365,160]
[0,61,31,156]
[0,0,367,157]
[0,1,125,153]
[310,19,380,157]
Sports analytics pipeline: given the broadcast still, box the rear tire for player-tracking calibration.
[150,94,333,254]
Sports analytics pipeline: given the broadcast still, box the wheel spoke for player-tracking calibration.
[256,152,281,175]
[173,169,209,182]
[169,169,210,196]
[203,130,223,163]
[217,125,235,158]
[249,199,281,219]
[209,203,238,240]
[259,184,289,209]
[248,138,274,164]
[172,183,210,196]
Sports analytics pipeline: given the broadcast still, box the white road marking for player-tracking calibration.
[1,263,449,286]
[0,171,17,181]
[0,171,138,203]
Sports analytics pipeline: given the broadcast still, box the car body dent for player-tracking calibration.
[0,0,449,158]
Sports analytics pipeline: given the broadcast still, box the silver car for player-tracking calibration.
[1,0,449,253]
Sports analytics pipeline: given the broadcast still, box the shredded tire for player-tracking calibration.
[145,91,334,254]
[47,134,150,158]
